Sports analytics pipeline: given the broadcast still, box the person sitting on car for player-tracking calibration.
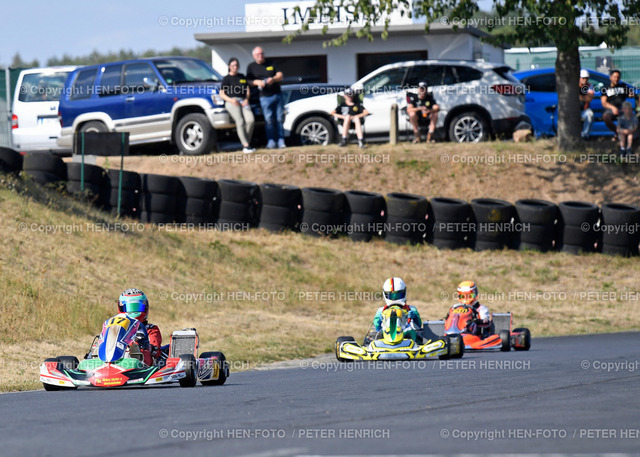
[371,277,422,341]
[220,57,256,154]
[331,88,369,149]
[602,69,634,136]
[407,81,440,143]
[445,281,491,337]
[118,288,162,366]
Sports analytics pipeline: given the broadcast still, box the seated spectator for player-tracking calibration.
[601,69,633,138]
[578,69,594,139]
[331,88,369,149]
[407,81,439,143]
[617,101,638,156]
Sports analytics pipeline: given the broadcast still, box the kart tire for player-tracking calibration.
[140,192,177,214]
[472,240,505,251]
[139,211,175,224]
[259,183,302,208]
[42,358,66,392]
[438,335,452,360]
[23,170,66,185]
[513,328,531,351]
[259,204,300,231]
[600,203,640,254]
[557,224,599,252]
[106,169,141,191]
[515,199,558,225]
[385,192,428,218]
[517,223,556,252]
[217,179,259,204]
[67,181,102,198]
[66,163,105,183]
[178,176,217,199]
[23,152,67,177]
[345,190,386,216]
[335,336,356,362]
[449,334,464,359]
[558,201,600,226]
[302,187,346,213]
[300,209,344,237]
[600,244,638,257]
[218,201,258,225]
[142,173,180,195]
[180,197,215,219]
[0,147,23,173]
[431,237,469,250]
[199,351,229,385]
[383,215,427,244]
[346,213,383,242]
[108,189,140,210]
[178,354,198,387]
[499,330,511,352]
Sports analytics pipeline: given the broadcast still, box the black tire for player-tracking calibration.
[448,111,489,143]
[178,354,198,387]
[431,237,470,250]
[66,163,105,183]
[557,224,598,252]
[449,334,464,359]
[472,240,504,251]
[24,170,66,184]
[142,173,180,195]
[601,244,638,257]
[470,198,516,248]
[217,179,259,203]
[23,153,67,177]
[139,211,175,224]
[141,192,177,214]
[346,213,381,241]
[600,203,640,252]
[515,199,558,225]
[175,113,216,156]
[259,183,302,207]
[43,358,64,391]
[518,223,556,252]
[108,190,140,210]
[438,335,452,360]
[218,201,257,225]
[345,190,385,216]
[499,330,511,352]
[385,192,429,218]
[300,209,344,237]
[302,187,346,213]
[471,198,515,222]
[336,336,356,362]
[178,176,217,199]
[180,197,214,218]
[431,197,472,221]
[513,328,531,351]
[79,121,107,133]
[199,351,228,386]
[0,147,23,173]
[558,201,600,226]
[384,214,427,244]
[259,204,300,229]
[106,169,141,191]
[295,116,335,146]
[67,181,102,197]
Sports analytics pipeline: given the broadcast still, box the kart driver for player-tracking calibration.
[447,281,491,337]
[372,277,422,341]
[118,288,162,366]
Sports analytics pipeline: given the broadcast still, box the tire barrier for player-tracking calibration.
[514,199,558,252]
[140,173,180,223]
[103,169,141,218]
[301,187,346,237]
[556,201,600,254]
[66,163,108,206]
[176,177,218,225]
[384,192,428,245]
[0,147,23,174]
[258,183,302,232]
[470,198,517,251]
[430,197,473,249]
[599,203,640,257]
[22,153,67,184]
[345,190,385,242]
[217,179,259,228]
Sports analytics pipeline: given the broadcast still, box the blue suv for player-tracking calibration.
[57,57,233,155]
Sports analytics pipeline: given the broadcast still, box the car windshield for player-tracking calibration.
[153,58,222,84]
[18,71,71,102]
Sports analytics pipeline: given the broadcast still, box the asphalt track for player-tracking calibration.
[3,332,640,456]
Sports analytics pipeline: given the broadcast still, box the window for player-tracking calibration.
[492,66,520,84]
[153,58,221,84]
[362,67,408,94]
[454,66,483,83]
[100,65,123,97]
[356,51,428,80]
[522,73,556,92]
[18,71,70,102]
[70,69,98,100]
[124,63,157,91]
[405,65,447,87]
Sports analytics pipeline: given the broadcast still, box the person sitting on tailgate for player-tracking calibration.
[446,281,491,337]
[371,277,422,342]
[118,288,162,366]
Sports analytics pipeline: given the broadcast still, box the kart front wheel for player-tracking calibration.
[335,336,356,362]
[512,328,531,351]
[499,330,511,352]
[438,335,452,360]
[449,334,464,359]
[199,351,228,386]
[179,354,197,387]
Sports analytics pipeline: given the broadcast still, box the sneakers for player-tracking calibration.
[266,139,276,149]
[242,146,256,154]
[620,147,628,156]
[412,135,421,144]
[339,137,347,147]
[358,139,366,149]
[277,139,286,149]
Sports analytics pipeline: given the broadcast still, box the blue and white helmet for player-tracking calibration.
[118,288,149,322]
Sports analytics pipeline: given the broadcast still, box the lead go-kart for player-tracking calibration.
[40,313,229,390]
[423,304,531,351]
[335,304,464,361]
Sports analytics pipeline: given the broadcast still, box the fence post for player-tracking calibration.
[390,103,398,145]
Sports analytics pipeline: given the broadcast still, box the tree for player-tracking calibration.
[11,53,39,69]
[294,0,640,150]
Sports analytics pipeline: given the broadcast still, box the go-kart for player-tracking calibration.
[40,313,229,390]
[335,304,464,361]
[423,305,531,351]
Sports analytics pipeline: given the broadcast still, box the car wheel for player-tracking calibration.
[178,354,197,387]
[175,113,216,156]
[295,117,334,146]
[448,112,489,143]
[199,351,228,386]
[80,121,107,134]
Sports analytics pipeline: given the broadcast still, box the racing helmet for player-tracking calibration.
[118,288,149,322]
[457,281,478,306]
[383,277,407,306]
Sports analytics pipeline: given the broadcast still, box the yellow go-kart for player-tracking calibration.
[335,304,464,361]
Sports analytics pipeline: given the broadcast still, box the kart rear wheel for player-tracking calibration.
[43,358,63,391]
[450,334,464,359]
[179,354,197,387]
[336,336,356,362]
[512,328,531,351]
[199,351,228,386]
[438,336,452,360]
[499,330,511,352]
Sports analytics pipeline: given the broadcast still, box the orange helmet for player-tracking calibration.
[457,281,478,306]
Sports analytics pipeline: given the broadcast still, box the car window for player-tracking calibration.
[100,65,123,97]
[493,66,520,84]
[124,63,158,91]
[18,71,70,102]
[70,69,98,100]
[522,73,556,92]
[153,58,222,84]
[362,67,407,94]
[455,66,484,83]
[405,65,446,87]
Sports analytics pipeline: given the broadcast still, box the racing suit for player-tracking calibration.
[372,304,423,341]
[450,302,490,337]
[135,322,162,366]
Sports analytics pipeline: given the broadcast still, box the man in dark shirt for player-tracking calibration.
[247,47,285,149]
[601,69,633,134]
[407,82,440,143]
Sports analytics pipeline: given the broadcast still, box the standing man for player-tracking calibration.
[247,47,286,149]
[601,69,633,136]
[578,69,594,139]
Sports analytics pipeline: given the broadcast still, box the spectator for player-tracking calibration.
[406,82,439,143]
[331,88,369,149]
[617,101,638,156]
[220,57,255,154]
[247,47,285,149]
[578,69,594,139]
[601,69,633,136]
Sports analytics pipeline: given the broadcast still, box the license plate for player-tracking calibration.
[37,117,58,126]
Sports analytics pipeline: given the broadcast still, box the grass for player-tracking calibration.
[2,138,640,391]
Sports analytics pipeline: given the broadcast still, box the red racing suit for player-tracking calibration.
[137,322,162,366]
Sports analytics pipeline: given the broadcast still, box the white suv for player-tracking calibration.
[284,60,529,144]
[11,66,77,153]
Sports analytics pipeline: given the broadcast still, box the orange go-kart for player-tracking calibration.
[423,305,531,351]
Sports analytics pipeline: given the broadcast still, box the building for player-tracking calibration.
[195,1,505,84]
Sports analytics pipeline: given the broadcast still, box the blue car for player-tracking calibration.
[514,68,636,137]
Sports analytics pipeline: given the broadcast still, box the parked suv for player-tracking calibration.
[283,60,530,144]
[58,57,233,155]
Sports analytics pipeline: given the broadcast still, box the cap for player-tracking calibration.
[418,82,428,88]
[580,69,590,78]
[344,88,354,96]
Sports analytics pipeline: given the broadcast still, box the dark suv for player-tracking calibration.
[57,57,234,155]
